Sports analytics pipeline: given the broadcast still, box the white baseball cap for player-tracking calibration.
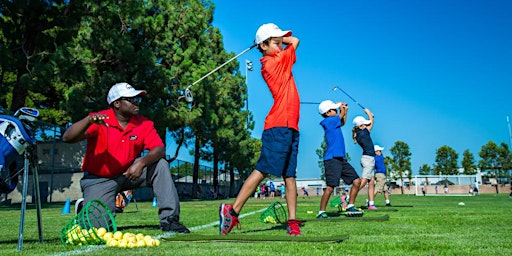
[255,23,292,44]
[107,82,147,105]
[353,116,371,127]
[318,100,341,115]
[374,145,384,151]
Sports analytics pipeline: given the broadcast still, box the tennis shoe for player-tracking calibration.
[75,198,84,215]
[287,219,302,236]
[345,206,364,217]
[386,203,392,207]
[368,205,378,210]
[316,212,330,219]
[219,203,240,235]
[160,216,190,233]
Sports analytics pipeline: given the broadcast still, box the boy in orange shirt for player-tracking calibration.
[219,23,302,236]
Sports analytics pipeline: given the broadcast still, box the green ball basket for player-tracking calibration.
[59,199,117,246]
[260,201,287,224]
[329,195,341,208]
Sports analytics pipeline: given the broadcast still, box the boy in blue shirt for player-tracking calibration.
[317,100,364,218]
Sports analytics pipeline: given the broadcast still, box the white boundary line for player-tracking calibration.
[51,206,268,256]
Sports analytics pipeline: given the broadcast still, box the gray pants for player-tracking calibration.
[80,158,180,221]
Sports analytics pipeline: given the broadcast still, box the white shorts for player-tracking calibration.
[360,155,375,180]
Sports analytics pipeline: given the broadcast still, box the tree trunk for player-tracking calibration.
[192,136,200,199]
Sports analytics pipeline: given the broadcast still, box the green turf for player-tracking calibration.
[1,194,511,255]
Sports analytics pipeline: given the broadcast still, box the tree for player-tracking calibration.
[479,141,512,193]
[0,0,84,124]
[433,145,459,175]
[419,164,432,175]
[461,149,478,175]
[388,141,412,194]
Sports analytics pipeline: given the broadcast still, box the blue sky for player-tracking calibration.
[169,0,512,178]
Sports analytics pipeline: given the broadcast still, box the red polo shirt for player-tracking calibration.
[260,44,300,131]
[82,108,164,178]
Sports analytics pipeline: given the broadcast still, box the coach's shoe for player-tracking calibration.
[160,216,190,233]
[386,203,392,207]
[316,212,330,219]
[219,203,240,235]
[368,205,378,210]
[75,198,84,215]
[287,219,302,236]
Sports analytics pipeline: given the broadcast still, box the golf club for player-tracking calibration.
[332,86,365,110]
[182,43,257,104]
[300,101,321,105]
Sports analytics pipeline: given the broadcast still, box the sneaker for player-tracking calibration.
[287,219,302,236]
[386,203,392,207]
[316,212,330,219]
[75,198,84,215]
[219,203,240,235]
[345,206,364,217]
[160,216,190,233]
[368,205,378,210]
[115,206,124,213]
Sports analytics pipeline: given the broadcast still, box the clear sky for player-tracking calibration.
[169,0,512,179]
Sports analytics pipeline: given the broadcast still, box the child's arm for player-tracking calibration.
[282,36,300,50]
[338,102,348,126]
[365,108,374,131]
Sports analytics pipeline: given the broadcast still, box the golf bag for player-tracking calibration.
[0,108,38,194]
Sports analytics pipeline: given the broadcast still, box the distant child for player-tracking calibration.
[269,181,276,198]
[219,23,302,236]
[352,108,378,210]
[373,145,391,206]
[316,100,363,218]
[280,183,286,199]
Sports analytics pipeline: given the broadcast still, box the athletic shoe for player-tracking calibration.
[386,203,392,207]
[368,205,378,210]
[316,212,330,219]
[287,219,302,236]
[219,203,240,235]
[344,206,364,217]
[75,198,84,215]
[160,216,190,233]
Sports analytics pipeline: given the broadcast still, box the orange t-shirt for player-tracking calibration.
[260,44,300,131]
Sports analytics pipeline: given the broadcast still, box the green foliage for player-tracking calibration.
[434,145,459,175]
[388,141,412,187]
[461,149,478,175]
[418,163,432,175]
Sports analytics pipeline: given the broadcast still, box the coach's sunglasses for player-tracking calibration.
[119,96,142,104]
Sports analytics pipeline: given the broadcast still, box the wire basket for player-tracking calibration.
[329,195,341,208]
[260,201,287,224]
[60,199,117,246]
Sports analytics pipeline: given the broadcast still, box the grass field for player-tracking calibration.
[1,193,511,255]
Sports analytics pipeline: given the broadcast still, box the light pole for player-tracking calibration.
[245,59,253,126]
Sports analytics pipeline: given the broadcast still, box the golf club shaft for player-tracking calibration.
[300,101,320,105]
[333,86,365,109]
[185,44,257,91]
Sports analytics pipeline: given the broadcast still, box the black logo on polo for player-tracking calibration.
[130,135,138,140]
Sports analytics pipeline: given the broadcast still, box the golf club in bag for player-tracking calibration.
[180,43,257,105]
[0,107,42,251]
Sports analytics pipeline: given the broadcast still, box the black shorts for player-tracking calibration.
[324,157,360,188]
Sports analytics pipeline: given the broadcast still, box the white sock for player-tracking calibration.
[369,201,375,206]
[318,210,325,215]
[386,200,390,204]
[347,204,354,209]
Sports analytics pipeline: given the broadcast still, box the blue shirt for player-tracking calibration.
[320,116,346,160]
[375,155,386,174]
[355,128,375,156]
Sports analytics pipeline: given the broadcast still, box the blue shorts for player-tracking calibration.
[255,127,299,178]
